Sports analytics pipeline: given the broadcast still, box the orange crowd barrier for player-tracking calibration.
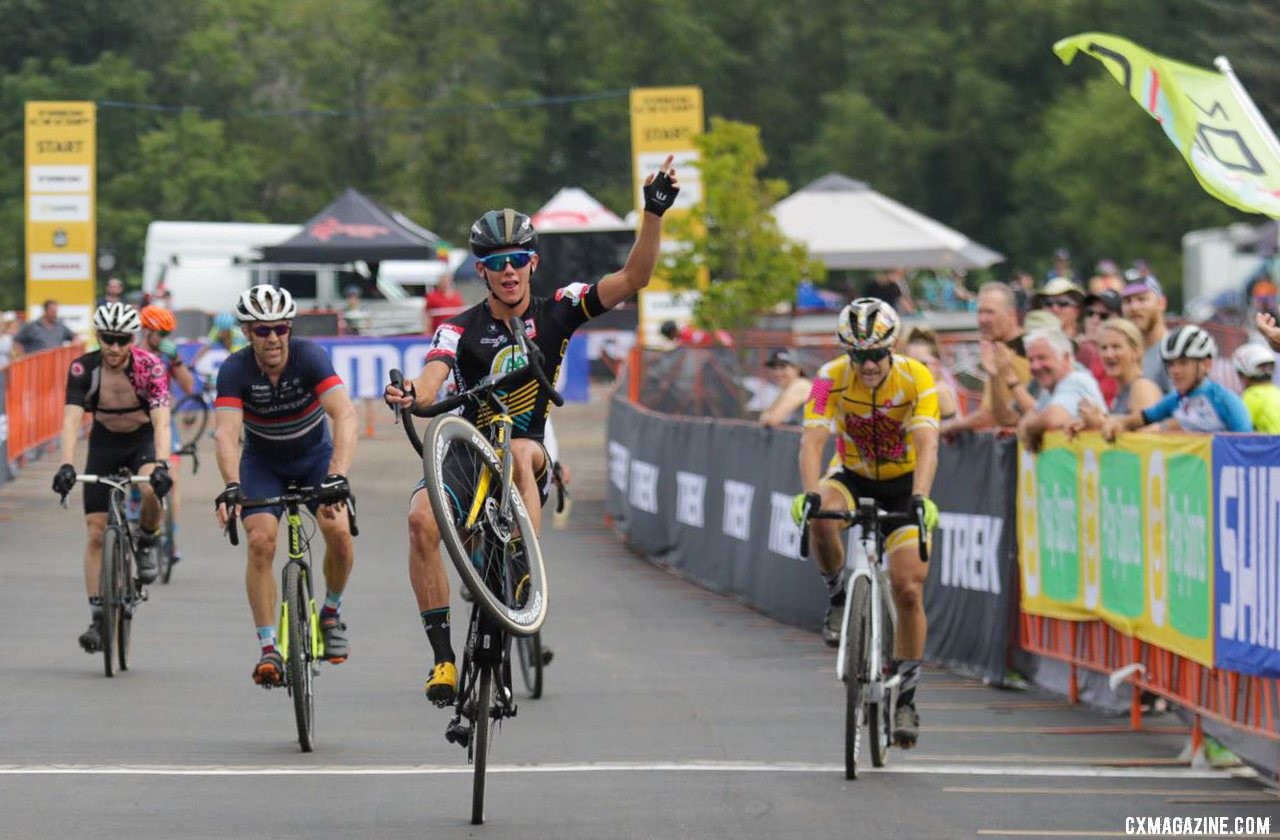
[5,344,83,464]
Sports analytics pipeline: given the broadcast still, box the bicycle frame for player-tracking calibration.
[277,504,322,668]
[835,527,896,698]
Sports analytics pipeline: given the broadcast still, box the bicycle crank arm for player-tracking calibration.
[445,716,472,749]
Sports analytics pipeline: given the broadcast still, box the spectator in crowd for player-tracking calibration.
[1046,247,1076,283]
[1079,289,1122,404]
[1017,329,1105,453]
[1031,278,1086,340]
[15,299,76,354]
[97,277,125,307]
[1088,259,1124,295]
[1232,343,1280,433]
[1102,325,1252,439]
[861,268,916,314]
[1074,318,1162,432]
[941,283,1028,434]
[342,284,367,335]
[1010,270,1036,317]
[1258,311,1280,352]
[902,326,959,421]
[1120,270,1172,392]
[0,312,17,368]
[424,272,466,334]
[759,349,811,427]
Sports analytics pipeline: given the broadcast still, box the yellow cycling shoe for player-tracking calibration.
[425,660,458,707]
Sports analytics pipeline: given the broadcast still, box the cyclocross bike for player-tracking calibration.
[390,317,555,825]
[799,497,928,779]
[156,441,199,584]
[61,469,155,678]
[226,485,359,753]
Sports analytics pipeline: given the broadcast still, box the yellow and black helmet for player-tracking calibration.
[469,208,537,257]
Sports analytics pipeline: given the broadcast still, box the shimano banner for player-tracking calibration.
[925,434,1019,681]
[607,393,1018,677]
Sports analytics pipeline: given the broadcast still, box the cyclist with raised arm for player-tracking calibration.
[211,285,359,687]
[51,303,174,653]
[385,158,680,705]
[140,305,196,564]
[789,298,941,749]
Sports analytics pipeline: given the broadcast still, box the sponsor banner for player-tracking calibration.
[1055,33,1280,218]
[1019,432,1214,666]
[25,101,95,327]
[1213,435,1280,677]
[926,434,1019,682]
[629,86,704,214]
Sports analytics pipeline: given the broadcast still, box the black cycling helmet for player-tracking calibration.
[469,208,537,257]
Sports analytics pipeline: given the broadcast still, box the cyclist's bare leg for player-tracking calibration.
[316,502,354,594]
[243,512,279,627]
[808,484,851,577]
[407,489,449,612]
[136,462,162,533]
[887,542,928,661]
[509,438,547,535]
[83,513,108,597]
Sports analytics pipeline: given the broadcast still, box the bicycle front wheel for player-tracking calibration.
[868,586,892,768]
[844,576,871,779]
[99,527,122,678]
[173,393,210,449]
[470,665,494,825]
[117,543,134,673]
[283,563,315,752]
[159,502,176,584]
[516,632,543,699]
[423,415,548,637]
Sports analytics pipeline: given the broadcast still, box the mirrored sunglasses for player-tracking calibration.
[251,324,291,338]
[849,347,891,364]
[479,250,535,272]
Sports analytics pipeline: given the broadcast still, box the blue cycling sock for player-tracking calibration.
[257,625,277,654]
[321,591,343,617]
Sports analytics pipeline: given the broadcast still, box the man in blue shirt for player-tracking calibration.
[1102,325,1252,439]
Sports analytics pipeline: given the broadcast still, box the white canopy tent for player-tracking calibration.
[531,187,630,232]
[773,173,1004,270]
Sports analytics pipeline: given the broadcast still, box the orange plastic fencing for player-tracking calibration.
[5,344,82,464]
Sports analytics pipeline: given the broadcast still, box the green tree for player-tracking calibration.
[663,118,822,331]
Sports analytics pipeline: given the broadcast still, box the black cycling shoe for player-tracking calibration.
[821,604,841,647]
[78,617,103,653]
[135,532,161,584]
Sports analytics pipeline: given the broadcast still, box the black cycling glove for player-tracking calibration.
[52,463,77,497]
[215,481,242,511]
[149,463,173,500]
[317,474,351,506]
[642,170,680,217]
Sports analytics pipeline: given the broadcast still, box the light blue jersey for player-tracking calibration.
[1141,379,1253,433]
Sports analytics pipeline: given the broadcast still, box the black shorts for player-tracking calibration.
[83,423,156,515]
[818,469,921,553]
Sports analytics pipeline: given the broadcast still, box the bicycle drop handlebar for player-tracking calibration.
[388,315,564,458]
[798,499,930,564]
[224,487,359,546]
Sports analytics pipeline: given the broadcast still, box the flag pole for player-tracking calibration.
[1215,56,1280,163]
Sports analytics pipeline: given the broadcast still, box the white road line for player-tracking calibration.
[0,761,1235,779]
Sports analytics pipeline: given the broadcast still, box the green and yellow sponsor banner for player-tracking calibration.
[24,101,96,333]
[1018,432,1214,665]
[1055,33,1280,219]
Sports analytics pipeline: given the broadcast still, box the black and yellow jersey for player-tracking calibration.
[803,353,940,481]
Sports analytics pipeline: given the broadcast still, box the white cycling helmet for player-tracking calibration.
[235,284,297,322]
[1233,342,1277,378]
[1159,324,1216,361]
[837,297,901,351]
[92,302,141,334]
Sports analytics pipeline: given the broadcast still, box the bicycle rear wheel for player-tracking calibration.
[471,665,494,825]
[843,576,870,779]
[423,415,548,637]
[173,393,210,449]
[99,527,122,678]
[159,502,176,584]
[516,632,543,699]
[868,587,893,768]
[283,562,315,752]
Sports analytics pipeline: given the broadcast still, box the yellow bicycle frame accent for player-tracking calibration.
[276,509,324,662]
[464,414,510,529]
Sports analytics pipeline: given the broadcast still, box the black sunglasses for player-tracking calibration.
[99,332,132,347]
[479,251,535,272]
[848,347,891,364]
[1084,309,1112,320]
[251,324,291,338]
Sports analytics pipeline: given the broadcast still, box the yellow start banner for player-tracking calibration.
[1018,431,1214,666]
[629,86,703,216]
[25,101,96,333]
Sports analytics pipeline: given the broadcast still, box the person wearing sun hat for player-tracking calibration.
[760,348,812,427]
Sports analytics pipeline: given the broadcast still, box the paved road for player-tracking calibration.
[1,390,1276,839]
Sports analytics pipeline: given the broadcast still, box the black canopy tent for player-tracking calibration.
[259,188,442,263]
